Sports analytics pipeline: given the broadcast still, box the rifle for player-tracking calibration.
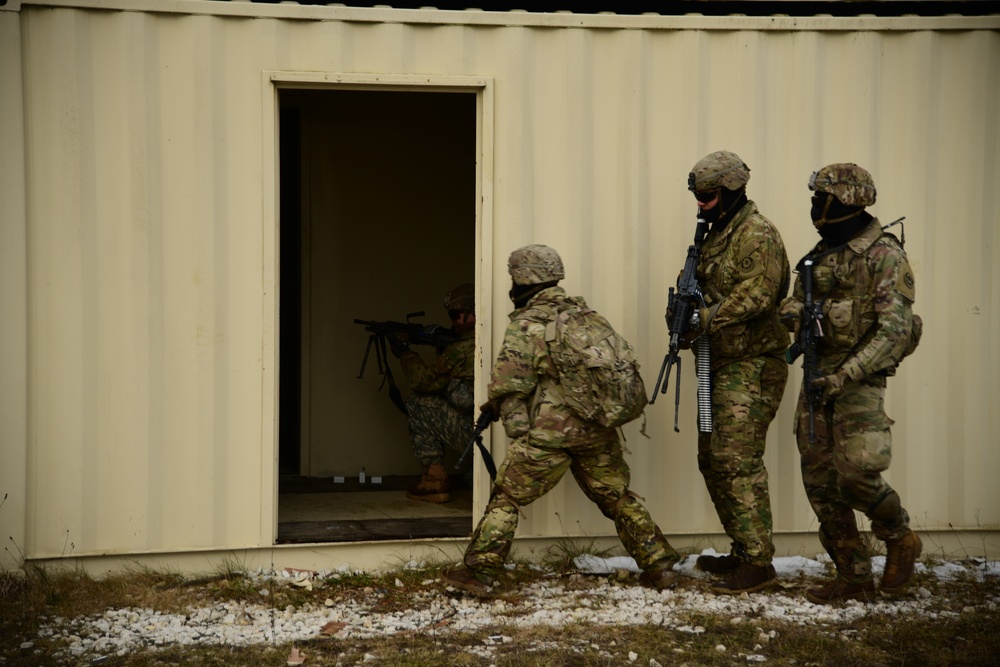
[786,216,906,443]
[785,256,824,444]
[354,312,460,415]
[651,218,713,433]
[455,408,498,481]
[354,313,460,352]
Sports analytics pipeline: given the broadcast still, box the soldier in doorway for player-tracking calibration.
[388,283,476,503]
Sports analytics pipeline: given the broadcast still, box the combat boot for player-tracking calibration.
[696,553,742,575]
[806,577,876,604]
[881,529,922,594]
[710,562,776,595]
[639,560,680,590]
[442,565,493,597]
[406,462,450,503]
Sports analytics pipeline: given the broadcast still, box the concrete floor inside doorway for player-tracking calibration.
[276,475,474,544]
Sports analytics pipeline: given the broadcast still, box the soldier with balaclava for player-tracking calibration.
[681,150,791,594]
[780,163,922,604]
[443,245,685,596]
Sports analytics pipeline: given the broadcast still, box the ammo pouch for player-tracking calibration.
[904,314,923,359]
[822,298,866,347]
[446,378,475,414]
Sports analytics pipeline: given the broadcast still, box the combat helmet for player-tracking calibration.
[443,283,475,312]
[809,163,877,206]
[508,244,565,286]
[688,150,751,193]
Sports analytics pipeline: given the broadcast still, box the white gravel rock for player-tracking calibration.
[34,552,998,662]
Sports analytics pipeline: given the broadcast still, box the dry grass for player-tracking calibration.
[2,557,999,667]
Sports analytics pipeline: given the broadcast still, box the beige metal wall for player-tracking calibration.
[2,0,998,570]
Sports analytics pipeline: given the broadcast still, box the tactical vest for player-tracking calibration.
[809,223,919,376]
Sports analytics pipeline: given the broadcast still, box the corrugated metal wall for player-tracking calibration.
[4,0,999,565]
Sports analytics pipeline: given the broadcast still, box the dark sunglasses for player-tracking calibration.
[693,190,718,203]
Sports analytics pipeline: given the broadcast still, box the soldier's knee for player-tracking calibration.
[485,487,521,515]
[836,473,879,510]
[598,492,633,520]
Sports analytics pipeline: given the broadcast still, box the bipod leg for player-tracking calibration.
[374,335,390,391]
[357,335,377,379]
[673,356,682,432]
[650,355,668,402]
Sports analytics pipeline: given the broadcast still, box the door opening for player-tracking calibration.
[276,87,478,544]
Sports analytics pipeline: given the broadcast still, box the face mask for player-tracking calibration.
[811,193,864,228]
[509,282,537,308]
[508,281,556,308]
[701,188,747,229]
[816,211,873,245]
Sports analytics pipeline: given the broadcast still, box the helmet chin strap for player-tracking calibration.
[812,193,865,228]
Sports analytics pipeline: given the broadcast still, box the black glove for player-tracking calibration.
[479,398,503,421]
[387,334,410,358]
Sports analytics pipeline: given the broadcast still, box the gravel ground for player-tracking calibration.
[26,551,1000,663]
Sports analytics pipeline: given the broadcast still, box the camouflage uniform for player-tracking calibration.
[781,218,917,583]
[398,331,475,466]
[694,200,790,567]
[462,285,681,580]
[779,163,922,601]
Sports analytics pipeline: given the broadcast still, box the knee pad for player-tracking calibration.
[868,490,902,523]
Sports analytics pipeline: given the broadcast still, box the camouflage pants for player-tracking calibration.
[406,393,473,466]
[796,379,910,580]
[463,431,680,578]
[697,356,786,566]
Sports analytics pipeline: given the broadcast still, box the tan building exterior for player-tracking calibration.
[1,0,998,575]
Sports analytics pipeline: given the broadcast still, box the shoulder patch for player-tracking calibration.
[894,260,916,302]
[735,241,764,280]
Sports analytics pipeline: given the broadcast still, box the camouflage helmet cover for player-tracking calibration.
[508,244,565,285]
[688,150,751,192]
[443,282,475,312]
[809,163,877,206]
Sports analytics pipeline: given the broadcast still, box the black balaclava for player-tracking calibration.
[509,281,557,309]
[811,193,872,245]
[701,187,748,232]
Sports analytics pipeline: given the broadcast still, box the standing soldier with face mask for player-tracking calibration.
[680,150,791,594]
[443,245,684,596]
[780,164,922,604]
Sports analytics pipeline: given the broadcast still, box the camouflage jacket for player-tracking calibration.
[399,329,475,394]
[487,286,612,446]
[780,218,917,378]
[696,201,790,370]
